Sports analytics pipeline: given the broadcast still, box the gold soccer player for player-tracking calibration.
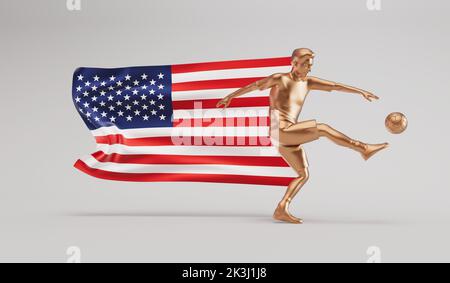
[217,48,388,224]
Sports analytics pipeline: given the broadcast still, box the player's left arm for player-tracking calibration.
[308,76,379,102]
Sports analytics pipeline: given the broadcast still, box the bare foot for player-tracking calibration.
[273,202,303,224]
[361,143,389,161]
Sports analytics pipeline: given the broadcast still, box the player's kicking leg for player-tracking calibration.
[317,123,389,160]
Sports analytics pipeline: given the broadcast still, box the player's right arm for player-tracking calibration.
[216,73,282,108]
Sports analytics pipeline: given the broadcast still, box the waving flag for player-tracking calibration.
[73,57,297,186]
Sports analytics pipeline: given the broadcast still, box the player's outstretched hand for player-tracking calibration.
[361,91,379,102]
[216,97,232,108]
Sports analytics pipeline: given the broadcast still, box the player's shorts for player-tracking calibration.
[270,119,320,169]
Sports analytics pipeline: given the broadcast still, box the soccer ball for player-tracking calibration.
[385,112,408,134]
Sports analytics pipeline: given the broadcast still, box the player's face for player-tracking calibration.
[292,56,314,77]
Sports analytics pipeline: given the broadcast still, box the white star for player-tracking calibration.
[149,89,155,95]
[125,74,131,81]
[157,94,164,100]
[83,102,90,108]
[134,110,141,116]
[109,75,116,81]
[150,100,156,105]
[75,96,81,103]
[94,117,100,122]
[159,114,166,120]
[91,85,98,91]
[110,116,116,122]
[109,105,115,111]
[107,95,114,101]
[92,107,98,112]
[116,81,123,87]
[101,112,107,117]
[158,73,164,79]
[76,86,82,92]
[143,115,149,121]
[124,95,131,101]
[151,110,157,115]
[125,105,132,110]
[158,84,164,90]
[132,90,139,95]
[142,105,149,110]
[158,104,165,110]
[133,80,140,86]
[83,91,89,97]
[116,100,123,106]
[133,100,139,106]
[108,86,115,91]
[117,111,124,117]
[141,94,147,100]
[150,79,156,85]
[100,101,106,107]
[141,85,148,90]
[93,75,100,81]
[77,74,84,81]
[141,74,148,80]
[126,115,133,121]
[116,90,122,95]
[91,96,98,101]
[100,81,107,87]
[86,112,91,118]
[85,81,91,87]
[125,85,131,90]
[100,91,106,96]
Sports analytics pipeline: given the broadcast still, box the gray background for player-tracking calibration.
[0,0,449,262]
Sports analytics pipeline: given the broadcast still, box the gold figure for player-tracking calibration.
[217,48,389,224]
[385,112,408,134]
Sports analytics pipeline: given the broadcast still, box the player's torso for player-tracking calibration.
[269,74,310,124]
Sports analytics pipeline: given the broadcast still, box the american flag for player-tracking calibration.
[73,57,298,186]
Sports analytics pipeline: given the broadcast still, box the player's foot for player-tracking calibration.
[361,143,389,161]
[273,202,303,224]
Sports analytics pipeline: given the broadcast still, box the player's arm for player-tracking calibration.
[216,73,281,108]
[308,76,379,102]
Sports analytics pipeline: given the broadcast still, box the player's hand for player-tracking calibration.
[361,91,379,102]
[216,97,232,108]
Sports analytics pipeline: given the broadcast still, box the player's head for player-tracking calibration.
[291,48,315,78]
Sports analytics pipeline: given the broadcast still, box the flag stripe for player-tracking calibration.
[75,160,293,186]
[172,77,265,92]
[172,66,288,83]
[95,144,282,157]
[92,151,289,167]
[95,135,272,146]
[171,57,291,74]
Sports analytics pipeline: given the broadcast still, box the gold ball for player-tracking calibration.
[385,112,408,134]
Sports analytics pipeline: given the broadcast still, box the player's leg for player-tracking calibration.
[317,123,389,160]
[273,145,310,224]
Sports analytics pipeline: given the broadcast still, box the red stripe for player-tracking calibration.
[173,117,270,127]
[74,159,293,186]
[171,57,291,74]
[172,96,269,110]
[92,151,289,167]
[172,77,264,92]
[95,135,272,146]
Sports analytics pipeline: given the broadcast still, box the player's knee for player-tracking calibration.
[298,168,310,181]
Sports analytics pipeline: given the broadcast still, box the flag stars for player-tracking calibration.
[141,94,147,100]
[110,116,116,122]
[158,104,165,110]
[116,90,123,95]
[100,81,107,87]
[108,86,115,91]
[150,100,156,105]
[117,111,124,117]
[83,102,90,108]
[77,74,84,81]
[116,81,123,87]
[101,112,107,118]
[132,89,139,95]
[125,74,131,81]
[142,105,149,110]
[92,107,99,112]
[143,115,149,121]
[85,81,91,87]
[151,110,157,115]
[91,85,98,91]
[159,114,166,120]
[124,95,131,101]
[75,96,81,103]
[100,91,106,96]
[149,89,155,95]
[91,96,98,102]
[158,73,164,79]
[109,75,116,81]
[125,105,132,111]
[107,95,114,101]
[150,79,156,85]
[133,80,140,86]
[83,91,89,97]
[134,110,141,116]
[93,75,100,81]
[94,117,100,122]
[157,94,164,100]
[158,84,164,90]
[100,101,106,107]
[133,100,140,106]
[126,115,133,122]
[108,105,115,111]
[76,86,82,92]
[141,74,148,80]
[141,85,148,90]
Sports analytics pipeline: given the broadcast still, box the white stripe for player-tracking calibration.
[96,144,282,157]
[173,107,269,119]
[81,155,295,177]
[172,66,288,83]
[91,126,270,138]
[172,88,269,101]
